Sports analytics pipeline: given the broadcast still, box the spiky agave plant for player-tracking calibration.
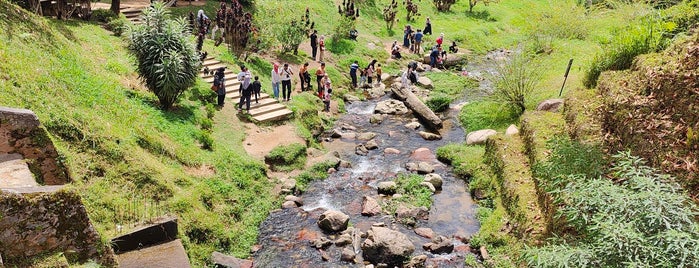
[126,2,200,110]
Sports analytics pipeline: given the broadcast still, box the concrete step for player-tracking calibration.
[203,75,239,84]
[202,60,222,67]
[247,103,287,117]
[116,239,191,268]
[252,109,293,123]
[201,68,233,79]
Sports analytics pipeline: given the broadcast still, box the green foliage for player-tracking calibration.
[382,0,398,31]
[433,0,457,12]
[276,8,314,55]
[198,131,214,150]
[525,152,699,267]
[331,17,356,42]
[289,92,326,143]
[327,37,357,55]
[490,52,541,115]
[106,14,129,37]
[264,143,307,172]
[469,0,499,13]
[294,161,336,191]
[425,95,451,113]
[533,137,608,191]
[126,3,199,110]
[394,173,434,208]
[524,1,590,40]
[436,143,485,178]
[91,9,118,23]
[458,101,519,132]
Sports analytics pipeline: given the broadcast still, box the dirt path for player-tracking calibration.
[241,122,306,161]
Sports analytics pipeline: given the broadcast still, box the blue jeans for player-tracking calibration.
[272,82,280,99]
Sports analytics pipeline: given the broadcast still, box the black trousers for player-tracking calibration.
[217,94,225,106]
[351,73,357,88]
[282,80,292,100]
[239,90,252,110]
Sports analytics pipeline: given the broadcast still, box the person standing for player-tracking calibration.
[376,64,383,85]
[237,66,252,111]
[315,62,326,97]
[423,17,432,35]
[310,30,318,61]
[281,63,293,101]
[240,77,255,112]
[414,29,424,54]
[299,62,309,91]
[322,75,332,112]
[403,25,412,48]
[349,61,359,88]
[318,35,326,62]
[271,63,281,100]
[366,60,376,85]
[214,67,226,107]
[436,33,444,47]
[251,76,261,104]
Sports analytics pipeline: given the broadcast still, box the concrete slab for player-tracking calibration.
[0,154,37,189]
[116,239,190,268]
[111,216,178,253]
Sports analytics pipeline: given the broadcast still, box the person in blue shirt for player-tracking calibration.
[414,29,424,54]
[349,61,359,88]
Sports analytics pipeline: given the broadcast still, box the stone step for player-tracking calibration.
[201,68,233,79]
[247,103,287,117]
[225,90,272,101]
[203,75,239,84]
[116,239,191,268]
[202,60,222,67]
[252,109,293,123]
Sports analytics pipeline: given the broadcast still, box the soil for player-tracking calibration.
[241,122,306,161]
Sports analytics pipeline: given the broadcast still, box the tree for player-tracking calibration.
[404,0,420,21]
[224,0,255,58]
[383,0,399,31]
[126,3,199,110]
[468,0,498,13]
[433,0,456,12]
[338,0,360,19]
[490,52,540,115]
[110,0,120,15]
[278,8,315,55]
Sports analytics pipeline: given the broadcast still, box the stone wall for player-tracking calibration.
[0,106,69,185]
[0,190,116,266]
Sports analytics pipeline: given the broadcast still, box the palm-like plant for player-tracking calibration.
[126,3,199,110]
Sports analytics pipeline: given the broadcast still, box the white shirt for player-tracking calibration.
[281,67,293,81]
[271,68,281,84]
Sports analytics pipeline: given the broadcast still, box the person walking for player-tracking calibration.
[315,62,326,97]
[214,67,226,107]
[237,66,252,111]
[318,35,326,62]
[239,77,254,112]
[349,61,359,88]
[271,63,281,100]
[299,62,310,91]
[251,75,261,104]
[424,17,432,35]
[366,60,376,85]
[281,63,293,101]
[310,30,318,61]
[414,29,424,54]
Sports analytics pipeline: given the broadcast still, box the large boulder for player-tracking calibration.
[317,210,350,233]
[536,98,564,112]
[417,76,433,89]
[361,227,415,266]
[466,129,497,145]
[367,83,389,99]
[422,52,468,67]
[374,100,410,115]
[391,85,443,130]
[361,196,382,216]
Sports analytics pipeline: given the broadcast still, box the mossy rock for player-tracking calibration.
[265,143,307,172]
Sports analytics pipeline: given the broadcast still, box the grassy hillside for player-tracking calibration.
[0,1,278,266]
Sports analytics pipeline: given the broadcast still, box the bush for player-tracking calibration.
[198,131,214,150]
[106,14,128,37]
[264,143,307,172]
[490,52,541,115]
[533,137,607,191]
[91,9,117,23]
[425,95,452,113]
[200,118,213,131]
[294,161,336,191]
[458,101,519,132]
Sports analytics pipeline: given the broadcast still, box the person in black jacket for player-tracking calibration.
[310,30,318,61]
[214,67,226,107]
[251,76,262,104]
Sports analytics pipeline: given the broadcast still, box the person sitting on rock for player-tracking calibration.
[391,40,402,59]
[449,41,458,53]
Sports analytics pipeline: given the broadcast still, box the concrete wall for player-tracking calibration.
[0,106,69,185]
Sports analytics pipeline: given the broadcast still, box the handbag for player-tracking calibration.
[211,84,218,91]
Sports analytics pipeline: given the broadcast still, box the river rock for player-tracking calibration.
[356,145,369,156]
[341,247,356,263]
[357,132,377,141]
[365,140,379,150]
[417,162,434,174]
[318,210,350,233]
[391,84,442,130]
[405,121,421,130]
[362,196,382,216]
[420,181,436,193]
[281,178,296,193]
[335,233,353,247]
[211,251,253,268]
[361,227,415,266]
[344,94,361,103]
[423,235,454,254]
[374,99,410,115]
[414,227,435,239]
[536,98,564,112]
[416,63,426,72]
[370,114,385,124]
[417,76,433,89]
[367,83,388,99]
[377,181,397,195]
[384,148,401,155]
[395,204,429,220]
[339,160,352,168]
[410,148,433,161]
[381,73,392,82]
[330,128,343,138]
[405,162,419,172]
[425,254,466,267]
[340,124,357,131]
[466,129,497,145]
[506,124,519,136]
[419,131,442,141]
[282,200,298,209]
[406,255,427,268]
[341,132,357,139]
[312,236,333,249]
[424,173,443,190]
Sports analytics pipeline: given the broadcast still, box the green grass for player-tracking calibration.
[458,101,519,132]
[264,143,307,172]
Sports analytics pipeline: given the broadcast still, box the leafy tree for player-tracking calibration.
[277,8,314,55]
[383,0,399,31]
[468,0,498,13]
[126,3,199,110]
[490,52,540,115]
[433,0,456,12]
[404,0,420,21]
[224,0,255,58]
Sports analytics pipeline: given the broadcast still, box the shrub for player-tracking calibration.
[264,143,307,172]
[294,161,336,191]
[533,137,607,191]
[468,0,498,13]
[91,9,117,23]
[490,52,541,115]
[433,0,457,12]
[106,14,128,37]
[425,95,451,113]
[394,174,433,209]
[199,118,213,131]
[458,101,519,132]
[198,131,214,150]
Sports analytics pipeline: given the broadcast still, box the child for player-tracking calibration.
[376,64,383,85]
[323,75,332,112]
[251,76,261,104]
[359,68,367,88]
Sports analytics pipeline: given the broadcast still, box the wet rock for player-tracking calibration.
[365,140,379,150]
[369,114,385,124]
[250,244,262,253]
[330,128,343,138]
[320,249,330,261]
[424,173,443,190]
[420,181,436,193]
[340,124,357,131]
[335,233,353,247]
[357,132,377,141]
[417,162,434,174]
[425,254,465,267]
[282,200,298,209]
[377,181,397,195]
[466,129,497,145]
[454,244,471,253]
[391,86,442,130]
[406,255,427,268]
[365,265,375,268]
[384,148,401,155]
[312,237,332,249]
[395,204,429,220]
[414,227,435,239]
[536,98,564,112]
[341,247,356,263]
[374,99,410,115]
[405,121,421,130]
[480,246,490,260]
[339,160,352,168]
[361,227,415,266]
[419,131,442,141]
[423,236,454,254]
[410,148,434,161]
[416,63,426,72]
[355,145,369,156]
[405,162,419,172]
[344,94,361,103]
[211,251,253,268]
[367,83,388,99]
[284,195,303,206]
[317,210,350,233]
[281,178,296,193]
[362,196,382,216]
[417,76,433,89]
[341,132,357,139]
[506,124,519,136]
[372,222,386,227]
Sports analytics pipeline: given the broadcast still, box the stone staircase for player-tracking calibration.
[121,7,143,25]
[201,58,293,123]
